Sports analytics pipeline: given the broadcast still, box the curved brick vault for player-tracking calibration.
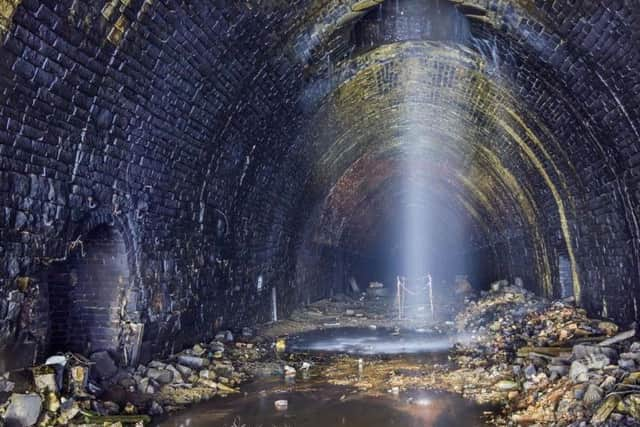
[0,0,638,366]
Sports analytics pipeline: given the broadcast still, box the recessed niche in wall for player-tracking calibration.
[558,254,573,299]
[47,225,129,357]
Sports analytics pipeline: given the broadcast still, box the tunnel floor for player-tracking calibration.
[154,359,489,427]
[152,292,488,426]
[141,281,640,426]
[4,279,640,426]
[286,326,455,355]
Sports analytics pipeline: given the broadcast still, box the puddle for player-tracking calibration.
[288,326,455,355]
[154,328,490,427]
[154,379,488,427]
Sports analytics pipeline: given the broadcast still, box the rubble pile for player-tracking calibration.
[0,329,267,426]
[448,279,640,426]
[4,279,639,426]
[454,280,547,364]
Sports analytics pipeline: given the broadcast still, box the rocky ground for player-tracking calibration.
[258,284,458,338]
[2,280,640,426]
[446,280,640,426]
[302,281,640,426]
[263,280,640,426]
[0,329,272,426]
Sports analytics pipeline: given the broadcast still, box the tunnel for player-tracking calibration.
[46,223,129,357]
[0,0,639,425]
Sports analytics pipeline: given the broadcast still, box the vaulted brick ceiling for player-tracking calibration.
[0,0,638,361]
[292,0,640,322]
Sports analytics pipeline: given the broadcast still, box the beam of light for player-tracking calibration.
[399,62,433,323]
[394,0,476,324]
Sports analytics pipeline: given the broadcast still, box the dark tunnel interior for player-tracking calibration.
[0,0,640,424]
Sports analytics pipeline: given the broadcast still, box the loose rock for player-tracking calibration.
[90,351,118,380]
[4,393,42,427]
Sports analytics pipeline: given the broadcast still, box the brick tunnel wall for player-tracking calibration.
[292,0,640,327]
[293,39,557,300]
[0,0,639,369]
[0,0,312,368]
[47,224,128,356]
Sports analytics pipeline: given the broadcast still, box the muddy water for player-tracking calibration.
[155,381,486,427]
[155,328,489,427]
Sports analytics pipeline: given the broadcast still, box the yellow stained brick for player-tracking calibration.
[101,0,119,21]
[351,0,383,13]
[0,0,20,36]
[0,0,17,19]
[107,26,123,45]
[114,14,128,32]
[15,276,31,292]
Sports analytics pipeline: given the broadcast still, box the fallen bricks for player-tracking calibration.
[444,279,640,426]
[0,330,268,426]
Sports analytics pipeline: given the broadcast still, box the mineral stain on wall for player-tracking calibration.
[0,0,21,37]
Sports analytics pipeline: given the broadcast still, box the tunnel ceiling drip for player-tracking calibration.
[0,0,639,366]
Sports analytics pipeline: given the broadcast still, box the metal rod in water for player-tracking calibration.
[272,287,278,322]
[427,274,434,321]
[397,276,404,320]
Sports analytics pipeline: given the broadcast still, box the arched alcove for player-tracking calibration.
[47,225,130,358]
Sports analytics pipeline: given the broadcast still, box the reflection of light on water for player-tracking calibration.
[291,332,455,355]
[413,398,432,407]
[158,372,485,427]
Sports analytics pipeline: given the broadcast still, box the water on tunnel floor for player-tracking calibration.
[287,326,455,355]
[154,378,487,427]
[155,327,489,427]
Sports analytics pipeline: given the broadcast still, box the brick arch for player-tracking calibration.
[46,211,136,362]
[1,0,639,364]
